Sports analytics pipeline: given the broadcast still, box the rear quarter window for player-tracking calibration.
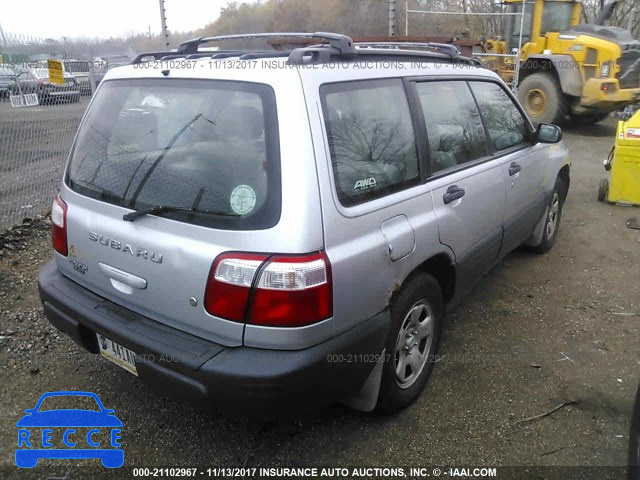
[66,78,281,230]
[321,79,420,206]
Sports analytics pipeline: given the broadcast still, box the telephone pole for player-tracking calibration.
[389,0,397,37]
[159,0,170,49]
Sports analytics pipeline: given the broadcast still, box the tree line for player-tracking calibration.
[2,0,638,61]
[188,0,639,46]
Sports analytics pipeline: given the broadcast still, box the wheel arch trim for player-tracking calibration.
[520,55,582,98]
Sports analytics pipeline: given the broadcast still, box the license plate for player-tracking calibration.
[96,333,138,376]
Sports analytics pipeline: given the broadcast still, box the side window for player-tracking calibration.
[415,81,488,174]
[321,79,420,206]
[470,81,529,152]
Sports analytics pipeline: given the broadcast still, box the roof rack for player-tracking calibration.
[131,32,478,67]
[178,32,355,56]
[353,42,460,60]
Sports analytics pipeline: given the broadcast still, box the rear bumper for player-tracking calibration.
[38,261,388,417]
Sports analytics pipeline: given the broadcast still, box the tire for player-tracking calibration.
[530,176,566,254]
[629,384,640,480]
[598,178,609,202]
[570,113,609,125]
[376,273,443,414]
[518,73,567,126]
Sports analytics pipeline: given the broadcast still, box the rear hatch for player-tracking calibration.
[57,77,284,346]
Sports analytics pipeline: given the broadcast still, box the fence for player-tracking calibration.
[0,90,86,230]
[471,53,519,91]
[0,28,109,230]
[404,2,525,91]
[0,30,85,230]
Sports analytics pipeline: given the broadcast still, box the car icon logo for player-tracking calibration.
[15,391,124,468]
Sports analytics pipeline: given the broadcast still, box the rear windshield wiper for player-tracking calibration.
[123,205,240,222]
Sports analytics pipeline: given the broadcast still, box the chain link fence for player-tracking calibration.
[0,91,87,230]
[0,30,95,230]
[0,30,112,231]
[404,4,524,92]
[472,53,519,91]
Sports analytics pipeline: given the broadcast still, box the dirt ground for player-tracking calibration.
[0,118,639,479]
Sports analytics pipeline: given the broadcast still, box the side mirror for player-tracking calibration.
[535,124,562,144]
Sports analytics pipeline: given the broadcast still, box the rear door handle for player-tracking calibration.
[443,185,466,205]
[98,263,147,290]
[509,162,522,176]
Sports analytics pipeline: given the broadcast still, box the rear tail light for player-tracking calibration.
[51,195,68,256]
[204,253,268,322]
[204,251,332,327]
[601,82,617,92]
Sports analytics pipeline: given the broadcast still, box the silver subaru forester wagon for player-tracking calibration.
[38,33,570,417]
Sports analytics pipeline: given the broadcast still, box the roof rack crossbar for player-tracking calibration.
[354,42,460,59]
[185,53,218,60]
[210,51,246,59]
[238,51,290,60]
[288,46,473,66]
[178,32,355,55]
[160,55,187,61]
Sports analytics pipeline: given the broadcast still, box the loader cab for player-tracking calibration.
[505,0,581,52]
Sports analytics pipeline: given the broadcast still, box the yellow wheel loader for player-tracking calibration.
[485,0,640,125]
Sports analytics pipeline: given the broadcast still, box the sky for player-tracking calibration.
[1,0,243,40]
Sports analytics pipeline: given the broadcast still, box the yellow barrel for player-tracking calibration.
[608,111,640,205]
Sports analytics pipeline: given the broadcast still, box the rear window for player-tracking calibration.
[66,79,281,230]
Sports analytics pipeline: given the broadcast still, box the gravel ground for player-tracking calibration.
[0,118,639,479]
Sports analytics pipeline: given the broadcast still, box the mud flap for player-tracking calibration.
[342,349,386,412]
[524,205,550,247]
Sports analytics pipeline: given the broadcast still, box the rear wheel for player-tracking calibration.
[518,73,567,125]
[598,178,609,202]
[376,274,443,414]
